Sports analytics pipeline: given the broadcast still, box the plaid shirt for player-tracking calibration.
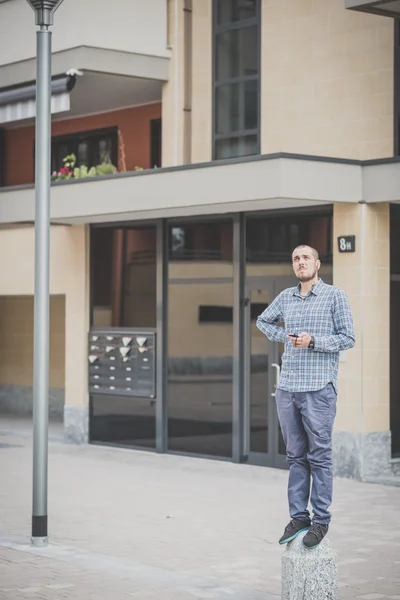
[256,279,355,393]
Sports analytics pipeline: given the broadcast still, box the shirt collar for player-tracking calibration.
[294,278,324,297]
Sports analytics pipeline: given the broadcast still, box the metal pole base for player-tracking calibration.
[31,536,48,548]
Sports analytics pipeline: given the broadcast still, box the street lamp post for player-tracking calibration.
[25,0,64,548]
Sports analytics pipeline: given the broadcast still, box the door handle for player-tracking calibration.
[271,363,280,397]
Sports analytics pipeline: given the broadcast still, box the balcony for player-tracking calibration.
[345,0,400,18]
[0,154,365,226]
[0,0,169,88]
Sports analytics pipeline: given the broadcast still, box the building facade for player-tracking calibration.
[0,0,399,482]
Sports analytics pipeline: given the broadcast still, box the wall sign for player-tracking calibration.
[337,235,355,253]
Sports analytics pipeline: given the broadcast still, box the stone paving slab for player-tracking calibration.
[0,418,400,599]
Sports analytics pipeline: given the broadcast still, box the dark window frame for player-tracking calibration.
[212,0,261,160]
[45,126,118,174]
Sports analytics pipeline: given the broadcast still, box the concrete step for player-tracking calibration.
[390,457,400,476]
[364,474,400,487]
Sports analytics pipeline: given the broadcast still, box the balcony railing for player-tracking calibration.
[0,152,395,226]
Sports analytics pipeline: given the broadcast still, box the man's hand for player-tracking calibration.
[288,332,311,348]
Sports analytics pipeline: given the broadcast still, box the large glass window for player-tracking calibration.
[213,0,260,160]
[167,219,234,457]
[89,395,156,449]
[246,212,333,272]
[91,226,156,329]
[90,225,157,449]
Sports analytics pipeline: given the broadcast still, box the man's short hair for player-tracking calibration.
[292,245,319,260]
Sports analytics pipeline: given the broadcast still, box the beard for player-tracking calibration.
[296,267,318,283]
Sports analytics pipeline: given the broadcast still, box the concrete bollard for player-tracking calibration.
[281,531,338,600]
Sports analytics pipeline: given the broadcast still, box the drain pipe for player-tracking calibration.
[173,0,180,165]
[183,0,192,164]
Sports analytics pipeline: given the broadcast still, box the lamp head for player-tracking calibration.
[25,0,64,26]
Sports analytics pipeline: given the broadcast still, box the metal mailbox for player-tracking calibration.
[88,329,156,398]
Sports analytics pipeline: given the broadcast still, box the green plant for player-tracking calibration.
[52,152,118,182]
[74,165,97,179]
[96,162,117,176]
[51,153,75,181]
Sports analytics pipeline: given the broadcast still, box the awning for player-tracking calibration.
[0,72,78,125]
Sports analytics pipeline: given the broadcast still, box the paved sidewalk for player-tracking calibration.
[0,418,400,599]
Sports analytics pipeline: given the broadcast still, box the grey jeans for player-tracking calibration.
[275,383,337,525]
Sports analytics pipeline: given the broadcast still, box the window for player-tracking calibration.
[167,218,234,457]
[90,226,157,329]
[168,221,233,263]
[213,0,260,160]
[246,213,333,264]
[150,118,162,168]
[216,0,257,23]
[51,127,118,174]
[0,128,4,186]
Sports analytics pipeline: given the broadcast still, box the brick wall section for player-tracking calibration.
[4,103,162,186]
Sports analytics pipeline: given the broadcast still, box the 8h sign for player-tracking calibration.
[337,235,355,253]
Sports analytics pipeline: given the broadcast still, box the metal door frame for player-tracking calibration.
[243,276,294,469]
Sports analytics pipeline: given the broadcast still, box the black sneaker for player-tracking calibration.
[302,523,329,549]
[279,519,311,545]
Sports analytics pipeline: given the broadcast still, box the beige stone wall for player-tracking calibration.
[163,0,393,167]
[0,225,89,408]
[333,203,390,433]
[162,0,212,166]
[164,0,393,168]
[0,296,65,389]
[162,0,185,167]
[261,0,394,159]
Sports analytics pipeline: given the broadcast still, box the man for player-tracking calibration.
[256,245,355,549]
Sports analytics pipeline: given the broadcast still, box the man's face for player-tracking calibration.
[292,247,320,282]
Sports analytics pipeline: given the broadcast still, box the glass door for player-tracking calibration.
[243,276,294,469]
[244,281,271,464]
[270,276,297,469]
